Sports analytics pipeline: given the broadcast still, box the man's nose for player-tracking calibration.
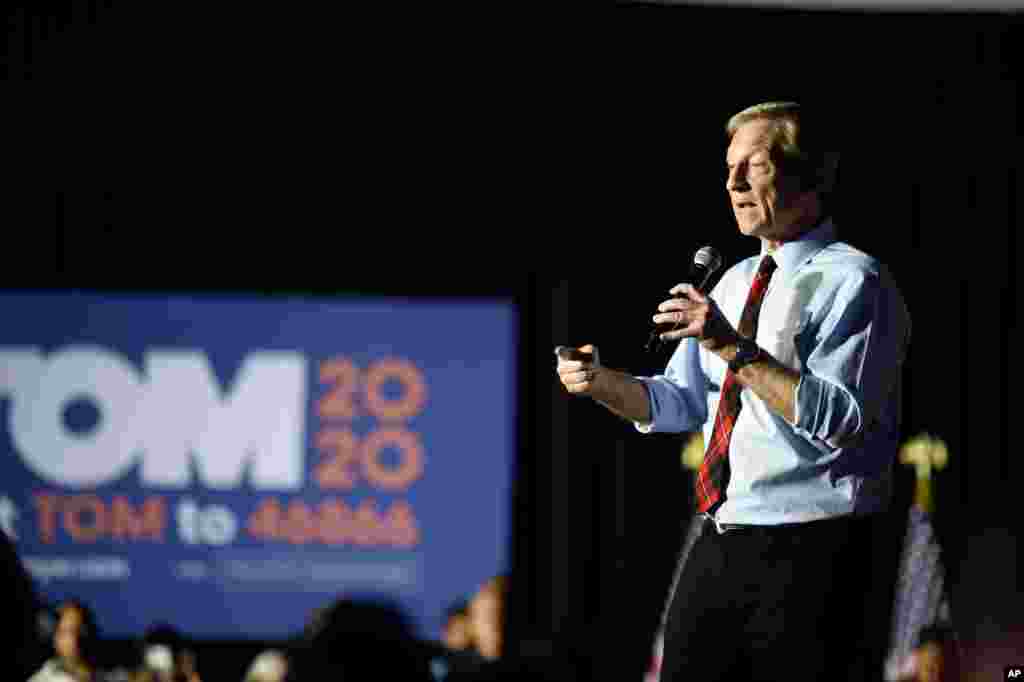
[726,166,749,192]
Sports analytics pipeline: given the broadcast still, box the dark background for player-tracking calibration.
[4,2,1022,680]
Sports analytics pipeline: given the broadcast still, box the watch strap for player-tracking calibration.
[728,338,761,373]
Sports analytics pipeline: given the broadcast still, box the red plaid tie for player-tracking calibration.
[695,254,777,514]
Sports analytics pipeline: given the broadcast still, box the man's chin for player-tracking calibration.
[736,219,767,236]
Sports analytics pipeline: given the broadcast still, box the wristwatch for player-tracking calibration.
[728,337,762,373]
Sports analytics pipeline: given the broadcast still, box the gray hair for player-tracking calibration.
[726,101,840,196]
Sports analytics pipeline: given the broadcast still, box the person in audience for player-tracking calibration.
[446,573,587,681]
[428,595,495,681]
[441,598,472,652]
[130,624,200,682]
[29,599,99,682]
[468,574,507,662]
[243,650,289,682]
[176,650,199,682]
[293,595,432,680]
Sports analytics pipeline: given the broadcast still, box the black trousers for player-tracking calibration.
[660,514,892,682]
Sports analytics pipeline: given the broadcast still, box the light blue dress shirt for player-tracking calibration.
[635,219,911,525]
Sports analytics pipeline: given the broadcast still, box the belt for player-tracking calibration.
[700,512,864,535]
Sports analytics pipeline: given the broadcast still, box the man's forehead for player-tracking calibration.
[727,119,779,159]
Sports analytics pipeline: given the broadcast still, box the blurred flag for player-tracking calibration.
[645,432,707,682]
[644,630,663,682]
[884,433,959,681]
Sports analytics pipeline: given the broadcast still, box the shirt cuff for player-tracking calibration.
[632,377,660,433]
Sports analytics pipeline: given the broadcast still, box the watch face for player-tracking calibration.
[731,339,759,371]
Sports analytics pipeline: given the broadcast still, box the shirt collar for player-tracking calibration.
[759,216,837,274]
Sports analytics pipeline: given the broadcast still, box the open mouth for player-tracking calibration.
[736,201,757,209]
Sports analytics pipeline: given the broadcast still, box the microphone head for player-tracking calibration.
[647,244,724,352]
[693,246,723,274]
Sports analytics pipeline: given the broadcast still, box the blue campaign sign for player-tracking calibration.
[0,291,516,640]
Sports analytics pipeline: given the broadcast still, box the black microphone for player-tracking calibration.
[645,246,723,352]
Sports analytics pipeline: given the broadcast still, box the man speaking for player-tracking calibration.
[556,101,911,681]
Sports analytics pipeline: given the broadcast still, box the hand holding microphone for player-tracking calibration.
[646,246,723,351]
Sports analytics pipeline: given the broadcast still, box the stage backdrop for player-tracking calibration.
[0,291,516,640]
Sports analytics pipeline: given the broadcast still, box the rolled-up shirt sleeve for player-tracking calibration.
[633,337,709,434]
[792,266,910,449]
